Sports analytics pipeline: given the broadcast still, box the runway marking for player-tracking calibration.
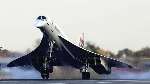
[97,81,112,84]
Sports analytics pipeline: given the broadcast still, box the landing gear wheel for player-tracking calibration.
[41,68,50,79]
[82,72,90,80]
[41,72,49,79]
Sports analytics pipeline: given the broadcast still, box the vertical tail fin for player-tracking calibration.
[79,33,84,48]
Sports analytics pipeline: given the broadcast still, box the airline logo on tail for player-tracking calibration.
[79,33,84,48]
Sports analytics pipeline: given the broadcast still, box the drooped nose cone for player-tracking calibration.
[34,20,46,28]
[34,16,47,28]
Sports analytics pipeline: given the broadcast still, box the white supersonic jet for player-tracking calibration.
[7,16,133,79]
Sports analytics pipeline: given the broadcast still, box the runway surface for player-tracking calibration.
[0,80,150,84]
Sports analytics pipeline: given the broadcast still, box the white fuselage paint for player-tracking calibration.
[34,18,65,48]
[34,17,76,59]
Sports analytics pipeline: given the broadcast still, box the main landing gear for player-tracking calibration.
[80,59,90,80]
[41,41,55,79]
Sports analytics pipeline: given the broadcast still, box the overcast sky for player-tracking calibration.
[0,0,150,53]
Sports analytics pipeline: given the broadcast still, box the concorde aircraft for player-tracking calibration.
[7,16,132,79]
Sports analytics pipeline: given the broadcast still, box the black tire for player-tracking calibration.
[82,72,90,80]
[41,73,49,79]
[45,74,49,79]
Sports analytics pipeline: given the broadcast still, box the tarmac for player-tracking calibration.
[0,80,150,84]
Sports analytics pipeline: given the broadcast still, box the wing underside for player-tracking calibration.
[7,34,132,69]
[7,34,50,67]
[58,36,132,68]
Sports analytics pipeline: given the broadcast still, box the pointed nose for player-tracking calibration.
[34,20,44,28]
[34,16,47,28]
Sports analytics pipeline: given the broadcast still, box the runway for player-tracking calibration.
[0,80,150,84]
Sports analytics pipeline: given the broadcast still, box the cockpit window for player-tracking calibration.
[42,16,46,20]
[37,16,47,20]
[37,16,41,20]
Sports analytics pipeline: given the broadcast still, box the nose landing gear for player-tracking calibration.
[41,41,55,79]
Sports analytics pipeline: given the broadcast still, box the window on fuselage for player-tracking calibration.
[37,16,41,20]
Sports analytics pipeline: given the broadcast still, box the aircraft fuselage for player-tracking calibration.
[35,16,63,49]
